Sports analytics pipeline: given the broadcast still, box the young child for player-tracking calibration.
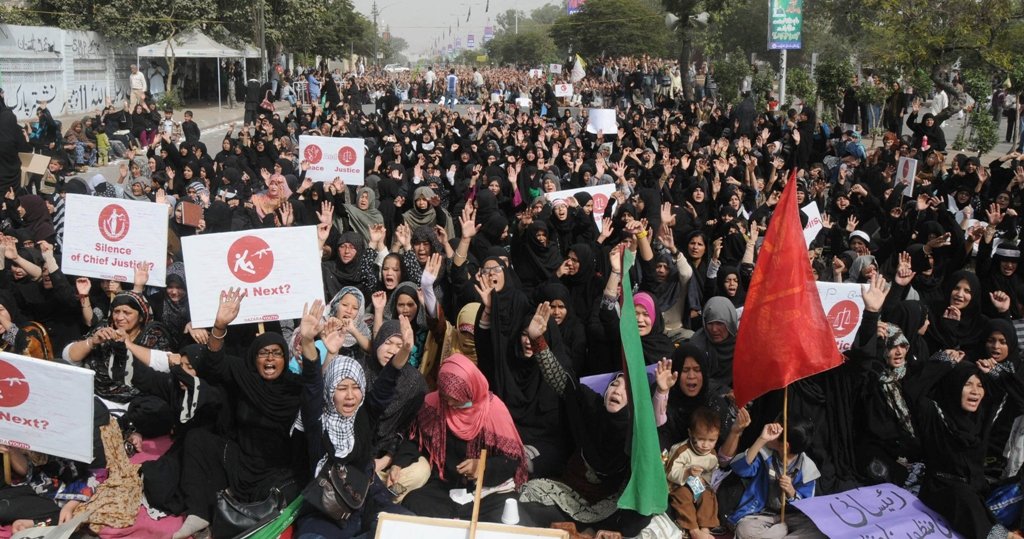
[730,419,823,539]
[95,124,110,167]
[181,110,200,143]
[665,407,722,539]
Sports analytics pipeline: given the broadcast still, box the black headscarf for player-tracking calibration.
[883,300,930,362]
[514,221,563,288]
[927,270,988,352]
[659,343,715,448]
[235,333,302,426]
[931,362,985,448]
[331,231,366,285]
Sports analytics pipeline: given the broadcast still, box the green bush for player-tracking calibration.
[815,56,853,110]
[714,50,752,106]
[971,111,999,156]
[786,67,816,108]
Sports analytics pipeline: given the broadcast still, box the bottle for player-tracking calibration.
[922,135,929,148]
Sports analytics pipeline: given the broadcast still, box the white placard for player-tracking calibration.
[554,83,574,97]
[376,513,568,539]
[61,194,169,287]
[0,352,94,463]
[528,69,544,79]
[896,156,917,197]
[816,282,864,352]
[802,202,823,247]
[586,108,618,134]
[181,227,325,327]
[549,63,563,74]
[299,135,366,185]
[515,97,532,109]
[545,184,617,229]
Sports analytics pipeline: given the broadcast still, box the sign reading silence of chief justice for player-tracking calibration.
[181,227,325,327]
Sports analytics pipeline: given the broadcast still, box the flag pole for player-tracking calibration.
[780,385,789,523]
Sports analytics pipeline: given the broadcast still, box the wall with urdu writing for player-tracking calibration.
[0,24,133,120]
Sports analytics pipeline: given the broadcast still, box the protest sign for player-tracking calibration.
[182,226,324,327]
[896,156,917,197]
[802,202,823,247]
[817,282,864,352]
[528,69,544,79]
[545,184,617,229]
[61,194,169,287]
[299,135,366,185]
[0,352,94,463]
[549,63,563,74]
[554,83,574,97]
[586,108,618,134]
[792,483,963,539]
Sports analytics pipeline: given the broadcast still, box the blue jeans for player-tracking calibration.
[445,90,457,107]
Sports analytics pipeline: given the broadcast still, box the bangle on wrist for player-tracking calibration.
[210,327,228,340]
[611,270,622,275]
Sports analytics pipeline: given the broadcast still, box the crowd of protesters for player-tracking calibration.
[2,53,1024,539]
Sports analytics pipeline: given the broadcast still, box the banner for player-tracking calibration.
[817,282,864,352]
[0,352,94,463]
[529,69,544,79]
[299,135,365,185]
[792,484,963,539]
[768,0,803,49]
[549,63,563,74]
[586,108,618,134]
[181,227,325,327]
[896,156,917,197]
[545,184,616,229]
[567,0,586,14]
[554,83,574,97]
[467,34,475,49]
[61,194,169,286]
[484,26,494,42]
[802,202,823,247]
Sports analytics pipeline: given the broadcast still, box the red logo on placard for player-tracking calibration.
[98,204,130,242]
[593,193,609,214]
[304,144,323,165]
[827,300,860,338]
[0,360,30,408]
[338,146,357,167]
[227,236,274,283]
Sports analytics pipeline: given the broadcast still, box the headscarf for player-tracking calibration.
[16,195,56,241]
[689,297,739,391]
[931,362,985,448]
[124,177,150,201]
[236,332,302,425]
[187,181,211,208]
[883,300,929,362]
[715,265,746,307]
[317,355,365,474]
[878,323,914,436]
[661,343,716,447]
[342,186,384,242]
[928,270,988,351]
[403,186,442,230]
[367,320,428,455]
[441,303,481,364]
[649,251,683,313]
[109,291,153,328]
[331,232,366,285]
[516,221,563,286]
[411,355,528,486]
[325,287,371,350]
[162,262,190,338]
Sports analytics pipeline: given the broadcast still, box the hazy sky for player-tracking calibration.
[351,0,562,58]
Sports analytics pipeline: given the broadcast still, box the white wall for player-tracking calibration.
[0,24,134,120]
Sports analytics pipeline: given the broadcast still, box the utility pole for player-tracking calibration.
[372,0,380,67]
[257,0,266,82]
[515,10,518,34]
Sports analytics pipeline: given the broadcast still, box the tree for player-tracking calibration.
[485,28,559,66]
[549,0,671,58]
[785,65,816,109]
[815,55,853,122]
[858,0,1023,115]
[713,50,751,105]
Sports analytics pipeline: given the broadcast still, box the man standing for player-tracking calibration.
[445,68,458,108]
[0,88,31,192]
[424,66,436,100]
[129,64,147,109]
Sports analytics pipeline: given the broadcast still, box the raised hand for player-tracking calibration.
[214,287,245,329]
[299,299,326,342]
[895,251,915,286]
[460,204,480,239]
[474,271,495,310]
[75,277,91,297]
[861,274,889,313]
[526,301,552,340]
[391,315,414,369]
[423,252,443,284]
[991,290,1012,313]
[371,291,387,312]
[654,358,678,394]
[317,200,335,226]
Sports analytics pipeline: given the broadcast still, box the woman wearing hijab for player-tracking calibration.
[336,186,385,244]
[925,270,1011,354]
[402,187,455,239]
[688,296,739,395]
[683,230,713,329]
[904,357,1024,538]
[172,290,305,539]
[399,355,529,521]
[148,262,200,350]
[382,282,438,369]
[709,265,748,308]
[63,291,175,436]
[294,304,413,538]
[15,195,56,245]
[325,232,379,300]
[882,299,931,363]
[641,230,694,342]
[518,302,652,536]
[512,220,564,290]
[560,243,603,323]
[970,319,1023,464]
[654,343,731,450]
[597,245,674,371]
[536,282,588,376]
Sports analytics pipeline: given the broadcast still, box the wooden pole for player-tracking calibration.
[257,322,265,335]
[780,386,789,523]
[3,453,10,485]
[468,448,488,539]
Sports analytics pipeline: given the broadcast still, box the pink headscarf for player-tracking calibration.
[634,291,657,324]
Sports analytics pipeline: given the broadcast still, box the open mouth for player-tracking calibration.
[261,362,279,377]
[684,382,700,393]
[608,395,623,406]
[965,395,982,408]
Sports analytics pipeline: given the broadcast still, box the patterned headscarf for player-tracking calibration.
[109,291,152,327]
[317,355,365,474]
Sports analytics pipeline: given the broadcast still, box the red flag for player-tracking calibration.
[733,176,843,408]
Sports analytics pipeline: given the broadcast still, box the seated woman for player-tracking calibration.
[63,290,175,437]
[171,289,305,539]
[294,302,414,538]
[398,355,528,522]
[517,302,653,536]
[289,286,372,373]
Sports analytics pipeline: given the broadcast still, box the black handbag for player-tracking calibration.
[302,461,371,525]
[211,486,286,538]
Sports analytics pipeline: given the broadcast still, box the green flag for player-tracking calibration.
[244,495,304,538]
[616,249,669,515]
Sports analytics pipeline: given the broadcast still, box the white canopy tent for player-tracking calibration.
[136,29,259,109]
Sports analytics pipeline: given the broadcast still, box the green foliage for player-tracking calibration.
[786,66,816,106]
[0,5,44,25]
[971,110,999,156]
[156,89,184,111]
[751,64,776,109]
[714,51,751,106]
[550,0,671,58]
[815,56,853,109]
[855,83,887,106]
[485,29,559,66]
[961,69,992,104]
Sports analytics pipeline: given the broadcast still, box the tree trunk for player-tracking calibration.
[930,65,963,117]
[679,24,694,101]
[164,26,178,104]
